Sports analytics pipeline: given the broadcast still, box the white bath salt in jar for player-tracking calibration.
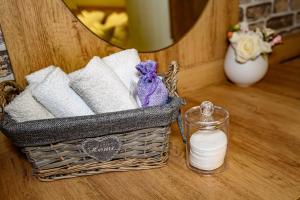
[184,101,229,174]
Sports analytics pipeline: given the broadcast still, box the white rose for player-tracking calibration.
[234,33,262,63]
[262,27,275,38]
[260,41,272,54]
[229,32,240,43]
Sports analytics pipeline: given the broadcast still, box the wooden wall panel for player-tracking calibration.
[0,0,238,96]
[269,33,300,64]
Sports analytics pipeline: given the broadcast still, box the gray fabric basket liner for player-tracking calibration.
[0,97,183,147]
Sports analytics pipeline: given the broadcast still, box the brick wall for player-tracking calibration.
[240,0,300,34]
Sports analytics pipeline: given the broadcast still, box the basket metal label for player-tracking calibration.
[81,136,121,162]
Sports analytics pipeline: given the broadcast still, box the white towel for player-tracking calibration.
[69,56,138,113]
[102,49,140,95]
[26,65,56,85]
[4,85,54,122]
[32,68,94,118]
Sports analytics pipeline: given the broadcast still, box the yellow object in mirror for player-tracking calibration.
[62,0,208,52]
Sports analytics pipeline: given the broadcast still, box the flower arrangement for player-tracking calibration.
[227,23,282,63]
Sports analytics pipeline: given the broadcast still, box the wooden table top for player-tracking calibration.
[0,59,300,200]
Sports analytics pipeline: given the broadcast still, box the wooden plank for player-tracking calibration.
[0,0,238,93]
[269,33,300,64]
[177,59,226,96]
[255,62,300,99]
[0,59,299,200]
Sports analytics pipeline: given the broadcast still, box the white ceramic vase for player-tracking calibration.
[224,46,268,87]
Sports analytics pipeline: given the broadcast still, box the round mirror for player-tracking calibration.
[63,0,208,52]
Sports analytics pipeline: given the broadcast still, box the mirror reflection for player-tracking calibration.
[63,0,208,52]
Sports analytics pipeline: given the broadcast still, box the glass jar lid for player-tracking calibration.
[185,101,229,129]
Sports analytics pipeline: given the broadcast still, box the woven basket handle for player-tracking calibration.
[164,61,186,143]
[164,61,179,97]
[0,81,22,119]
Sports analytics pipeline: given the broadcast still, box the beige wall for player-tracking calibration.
[126,0,173,51]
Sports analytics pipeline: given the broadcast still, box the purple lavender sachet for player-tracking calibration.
[136,60,169,107]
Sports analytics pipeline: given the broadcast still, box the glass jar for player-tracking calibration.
[185,101,229,174]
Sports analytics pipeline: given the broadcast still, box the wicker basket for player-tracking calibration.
[0,61,184,181]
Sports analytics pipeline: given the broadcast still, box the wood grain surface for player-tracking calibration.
[0,0,238,95]
[0,58,299,200]
[269,33,300,64]
[0,0,299,96]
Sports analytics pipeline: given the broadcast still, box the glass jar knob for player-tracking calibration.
[200,101,214,122]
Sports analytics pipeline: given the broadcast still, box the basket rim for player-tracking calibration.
[1,97,184,147]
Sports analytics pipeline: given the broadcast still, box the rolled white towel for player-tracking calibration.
[102,49,140,96]
[69,56,138,113]
[26,65,56,85]
[32,68,94,118]
[4,85,54,122]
